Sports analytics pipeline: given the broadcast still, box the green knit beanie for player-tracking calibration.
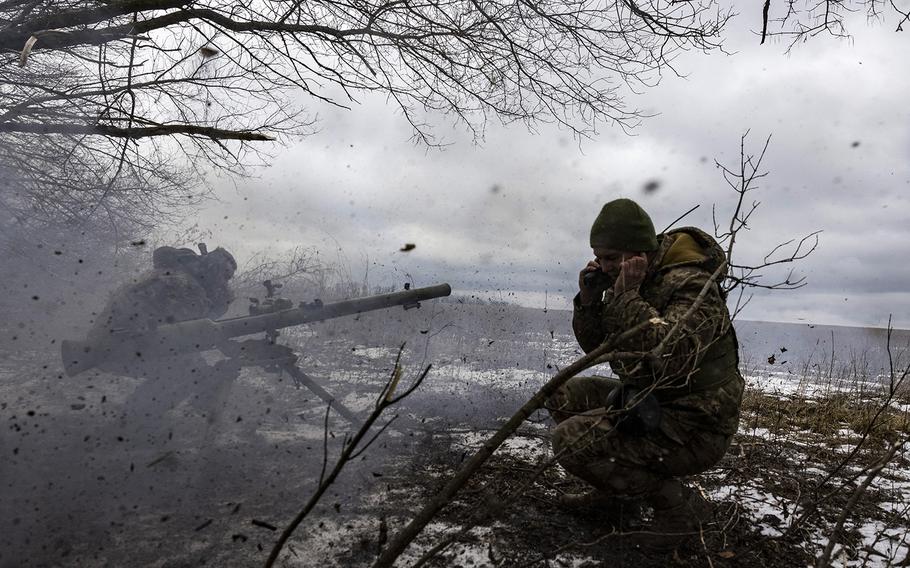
[589,198,658,251]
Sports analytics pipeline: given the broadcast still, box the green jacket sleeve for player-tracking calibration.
[572,292,607,353]
[601,266,731,388]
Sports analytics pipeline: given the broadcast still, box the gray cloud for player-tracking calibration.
[180,11,910,329]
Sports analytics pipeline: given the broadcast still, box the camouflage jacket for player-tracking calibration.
[573,227,744,439]
[90,268,232,341]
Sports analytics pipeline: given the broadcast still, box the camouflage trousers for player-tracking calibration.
[105,355,242,448]
[548,375,733,498]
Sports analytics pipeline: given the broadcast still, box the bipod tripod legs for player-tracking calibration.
[278,361,360,423]
[222,338,362,424]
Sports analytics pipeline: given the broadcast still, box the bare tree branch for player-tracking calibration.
[0,121,274,140]
[815,435,910,568]
[1,0,733,233]
[371,263,727,568]
[265,345,433,567]
[758,0,903,49]
[712,131,821,307]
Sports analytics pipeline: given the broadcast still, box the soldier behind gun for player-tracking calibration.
[89,244,239,449]
[548,198,744,550]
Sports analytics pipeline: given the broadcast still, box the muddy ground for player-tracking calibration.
[2,303,909,567]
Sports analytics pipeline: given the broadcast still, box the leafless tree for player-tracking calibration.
[233,246,328,294]
[712,131,821,320]
[1,0,732,233]
[0,126,196,233]
[757,0,910,48]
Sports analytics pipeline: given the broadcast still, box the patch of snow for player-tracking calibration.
[421,364,548,396]
[710,483,787,537]
[877,500,910,515]
[448,430,548,462]
[744,372,811,397]
[741,427,772,439]
[501,435,549,461]
[353,346,400,360]
[280,515,382,567]
[453,432,550,463]
[803,466,828,476]
[807,521,910,567]
[744,371,872,399]
[259,425,324,444]
[339,392,379,413]
[360,487,419,509]
[854,520,910,567]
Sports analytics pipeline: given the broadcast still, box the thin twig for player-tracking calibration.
[317,403,331,487]
[265,346,432,567]
[787,316,910,536]
[372,262,728,568]
[815,436,910,568]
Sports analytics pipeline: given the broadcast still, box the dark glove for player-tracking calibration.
[606,384,662,435]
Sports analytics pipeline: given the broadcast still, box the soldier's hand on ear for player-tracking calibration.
[613,254,648,296]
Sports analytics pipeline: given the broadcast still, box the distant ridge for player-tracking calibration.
[737,319,910,333]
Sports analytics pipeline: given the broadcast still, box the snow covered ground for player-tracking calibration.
[2,303,908,567]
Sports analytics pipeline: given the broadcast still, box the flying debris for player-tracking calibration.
[251,519,277,531]
[642,179,661,193]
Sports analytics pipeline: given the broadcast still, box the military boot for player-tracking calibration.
[558,489,643,529]
[558,488,614,508]
[640,480,713,552]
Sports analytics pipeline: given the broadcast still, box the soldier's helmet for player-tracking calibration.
[152,246,198,270]
[202,247,237,282]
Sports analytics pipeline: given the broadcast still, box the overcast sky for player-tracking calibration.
[182,10,910,329]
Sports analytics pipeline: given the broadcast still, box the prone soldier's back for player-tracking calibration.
[90,268,214,341]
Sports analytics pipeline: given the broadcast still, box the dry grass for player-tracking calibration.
[742,338,910,441]
[742,389,910,443]
[729,354,910,567]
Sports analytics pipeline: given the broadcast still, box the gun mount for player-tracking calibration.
[62,283,452,377]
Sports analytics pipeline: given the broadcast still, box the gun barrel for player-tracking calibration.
[216,283,452,338]
[62,283,452,376]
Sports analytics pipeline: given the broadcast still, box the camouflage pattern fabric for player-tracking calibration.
[89,264,238,447]
[549,375,740,497]
[114,355,241,448]
[550,227,744,498]
[90,267,232,340]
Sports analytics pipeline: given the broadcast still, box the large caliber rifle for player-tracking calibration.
[61,283,452,421]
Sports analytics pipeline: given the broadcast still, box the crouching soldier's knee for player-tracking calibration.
[552,413,666,498]
[552,413,614,469]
